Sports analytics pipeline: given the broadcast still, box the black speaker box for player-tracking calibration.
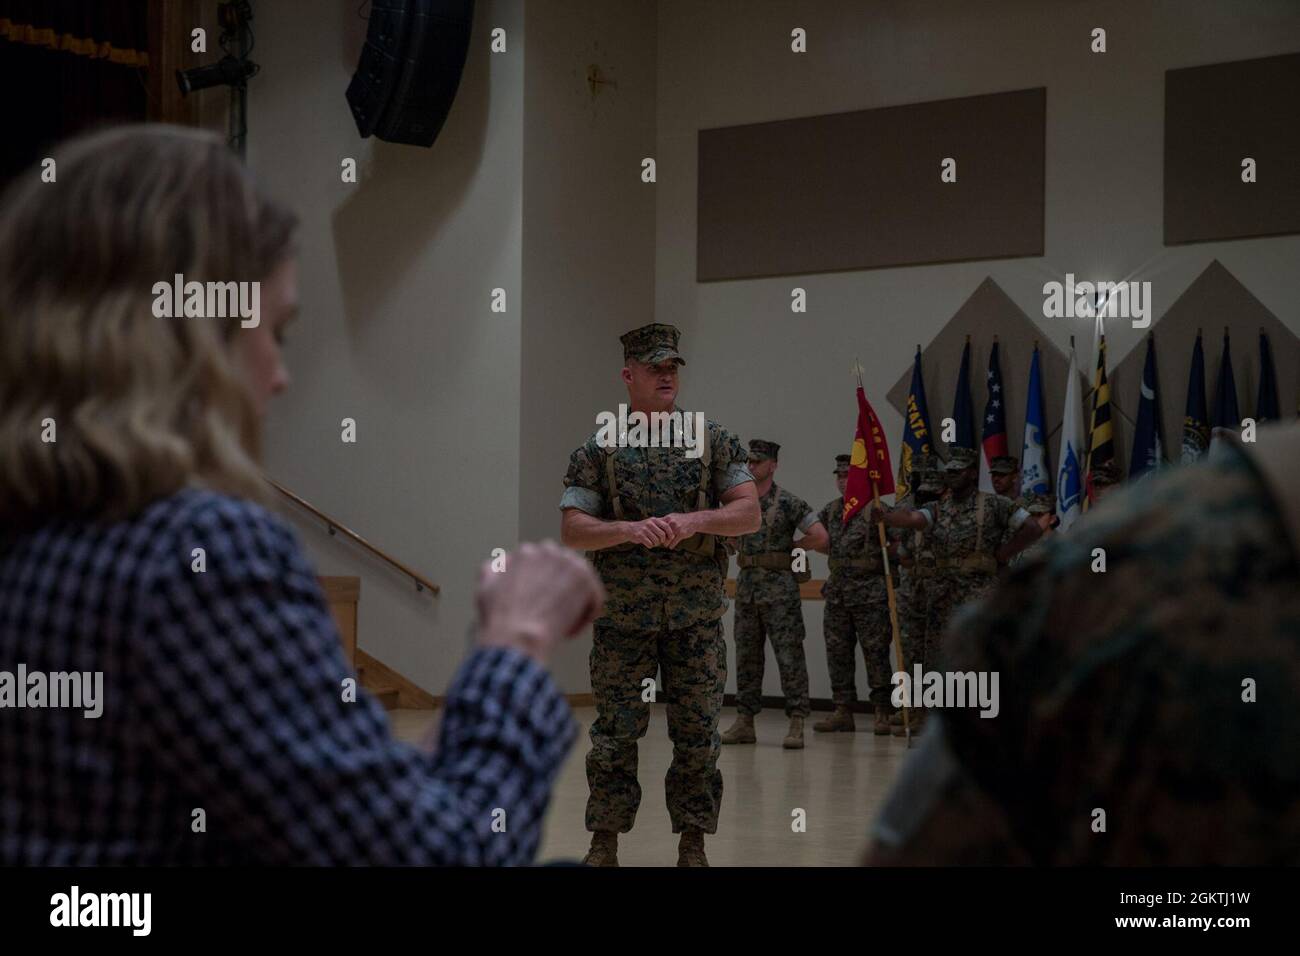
[347,0,474,148]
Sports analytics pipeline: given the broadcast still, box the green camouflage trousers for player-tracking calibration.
[900,574,944,675]
[586,618,726,834]
[733,597,810,717]
[822,598,896,707]
[927,570,999,661]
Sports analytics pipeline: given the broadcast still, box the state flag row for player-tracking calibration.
[889,325,1286,528]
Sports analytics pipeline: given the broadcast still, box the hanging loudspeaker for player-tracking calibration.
[346,0,474,148]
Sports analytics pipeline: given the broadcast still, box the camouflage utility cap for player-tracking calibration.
[1026,494,1057,515]
[944,448,979,471]
[917,469,947,493]
[1091,461,1121,487]
[621,323,685,365]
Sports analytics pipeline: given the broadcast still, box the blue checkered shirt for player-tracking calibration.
[0,489,576,865]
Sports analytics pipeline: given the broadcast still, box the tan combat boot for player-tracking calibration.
[720,713,756,744]
[582,830,619,867]
[813,705,855,733]
[873,705,894,735]
[783,715,805,749]
[677,829,708,867]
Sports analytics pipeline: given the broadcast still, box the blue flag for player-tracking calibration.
[896,347,935,499]
[1057,342,1085,531]
[1129,336,1164,478]
[1257,331,1280,423]
[1020,345,1050,495]
[1181,333,1209,464]
[1212,331,1239,431]
[951,338,975,451]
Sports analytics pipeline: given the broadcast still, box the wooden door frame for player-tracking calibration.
[146,0,202,125]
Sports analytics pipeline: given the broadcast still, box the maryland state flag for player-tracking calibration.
[1081,335,1112,509]
[1084,331,1114,507]
[843,386,895,523]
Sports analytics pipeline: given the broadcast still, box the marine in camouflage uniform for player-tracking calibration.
[721,439,825,750]
[1088,459,1122,505]
[990,455,1025,508]
[869,424,1300,864]
[877,448,1040,670]
[812,454,904,735]
[1008,493,1057,568]
[892,455,946,735]
[560,323,756,867]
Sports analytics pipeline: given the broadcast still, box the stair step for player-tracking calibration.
[369,684,400,710]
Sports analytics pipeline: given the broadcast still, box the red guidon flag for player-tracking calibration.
[843,386,895,523]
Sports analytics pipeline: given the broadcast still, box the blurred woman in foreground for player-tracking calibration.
[0,125,601,865]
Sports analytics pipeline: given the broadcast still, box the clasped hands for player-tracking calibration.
[624,514,699,549]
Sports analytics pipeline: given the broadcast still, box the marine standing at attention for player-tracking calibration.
[874,448,1041,657]
[989,455,1024,507]
[806,453,902,735]
[720,440,827,749]
[560,323,759,867]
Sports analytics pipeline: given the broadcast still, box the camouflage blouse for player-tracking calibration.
[817,497,898,606]
[920,491,1027,565]
[734,484,817,604]
[871,441,1300,864]
[560,415,752,630]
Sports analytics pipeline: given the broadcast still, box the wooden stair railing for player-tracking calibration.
[269,479,439,712]
[267,477,439,595]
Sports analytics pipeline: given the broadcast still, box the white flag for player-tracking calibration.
[1056,342,1086,531]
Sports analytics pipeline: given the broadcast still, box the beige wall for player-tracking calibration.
[250,0,525,691]
[654,0,1300,700]
[520,1,658,692]
[245,0,1300,704]
[249,0,657,697]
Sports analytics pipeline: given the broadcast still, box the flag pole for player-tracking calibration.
[870,475,910,747]
[853,360,910,743]
[857,357,909,745]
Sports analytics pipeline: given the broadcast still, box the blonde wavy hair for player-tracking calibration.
[0,124,298,530]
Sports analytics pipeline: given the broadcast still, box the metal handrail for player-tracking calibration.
[266,477,440,595]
